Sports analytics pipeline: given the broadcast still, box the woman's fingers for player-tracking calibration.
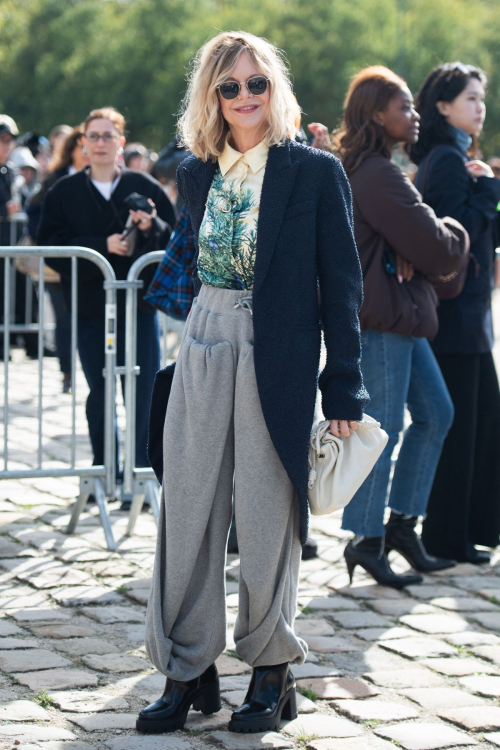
[329,419,356,437]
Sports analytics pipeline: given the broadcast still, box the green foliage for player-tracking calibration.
[297,685,318,701]
[35,690,54,707]
[0,0,499,154]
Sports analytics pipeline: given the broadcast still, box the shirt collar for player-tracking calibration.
[219,137,269,177]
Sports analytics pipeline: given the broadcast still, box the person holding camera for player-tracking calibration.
[38,107,175,507]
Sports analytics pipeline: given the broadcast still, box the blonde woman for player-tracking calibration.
[140,31,368,735]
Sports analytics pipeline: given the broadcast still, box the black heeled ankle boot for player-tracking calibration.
[385,512,456,572]
[466,542,491,565]
[344,536,423,590]
[136,663,220,734]
[228,662,297,733]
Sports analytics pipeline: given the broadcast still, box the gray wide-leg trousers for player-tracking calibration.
[145,285,307,681]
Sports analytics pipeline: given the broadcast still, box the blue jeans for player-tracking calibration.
[341,330,454,537]
[77,311,160,470]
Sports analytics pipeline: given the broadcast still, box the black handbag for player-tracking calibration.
[147,362,176,484]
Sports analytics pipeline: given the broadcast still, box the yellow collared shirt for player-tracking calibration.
[197,138,269,290]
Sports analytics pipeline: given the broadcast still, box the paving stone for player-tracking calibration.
[406,585,464,599]
[471,612,500,631]
[216,653,252,675]
[354,626,416,642]
[298,596,361,611]
[380,637,456,658]
[116,624,145,644]
[400,613,469,634]
[295,619,335,637]
[0,620,24,636]
[81,606,145,624]
[13,668,98,690]
[364,668,446,688]
[335,584,402,600]
[0,725,76,742]
[308,739,394,750]
[49,689,128,712]
[484,733,500,747]
[375,722,476,749]
[52,637,119,656]
[81,653,149,672]
[303,636,359,653]
[297,677,378,699]
[446,631,500,647]
[51,585,126,606]
[401,687,484,709]
[281,713,363,737]
[432,596,499,612]
[220,675,250,691]
[184,707,234,730]
[333,699,419,722]
[29,624,94,639]
[26,568,93,589]
[471,646,500,665]
[438,705,500,731]
[106,739,192,750]
[0,539,28,558]
[368,600,438,617]
[452,576,500,590]
[460,675,500,696]
[291,663,340,679]
[208,730,293,749]
[10,607,71,622]
[0,648,72,672]
[65,712,137,730]
[0,637,39,649]
[17,743,96,750]
[331,611,388,629]
[0,699,50,721]
[422,657,498,676]
[332,645,408,674]
[0,591,50,608]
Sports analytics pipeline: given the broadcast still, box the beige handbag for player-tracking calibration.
[308,416,389,516]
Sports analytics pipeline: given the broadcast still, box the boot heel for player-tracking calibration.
[281,687,297,721]
[192,680,221,715]
[345,557,356,584]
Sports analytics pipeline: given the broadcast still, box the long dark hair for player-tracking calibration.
[409,62,486,165]
[334,66,406,176]
[50,126,84,172]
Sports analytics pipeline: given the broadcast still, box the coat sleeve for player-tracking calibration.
[38,185,107,281]
[425,151,500,243]
[317,156,369,421]
[355,158,469,277]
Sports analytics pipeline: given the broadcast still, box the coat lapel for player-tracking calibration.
[253,140,299,294]
[181,159,217,237]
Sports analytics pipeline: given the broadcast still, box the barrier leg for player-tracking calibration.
[94,479,116,551]
[66,478,91,535]
[126,490,145,537]
[146,480,160,525]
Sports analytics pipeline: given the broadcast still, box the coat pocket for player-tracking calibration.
[284,199,315,220]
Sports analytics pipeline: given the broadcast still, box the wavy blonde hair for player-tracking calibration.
[178,31,300,161]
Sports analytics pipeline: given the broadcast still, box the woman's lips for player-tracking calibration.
[234,105,259,114]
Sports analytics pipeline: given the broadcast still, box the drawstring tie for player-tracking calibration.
[234,295,253,315]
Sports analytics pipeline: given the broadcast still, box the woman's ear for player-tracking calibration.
[436,100,449,118]
[373,112,385,127]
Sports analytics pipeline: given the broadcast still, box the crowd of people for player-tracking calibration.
[1,29,500,735]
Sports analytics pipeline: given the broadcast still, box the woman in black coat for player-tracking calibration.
[411,63,500,563]
[139,31,367,736]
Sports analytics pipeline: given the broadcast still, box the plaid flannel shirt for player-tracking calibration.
[144,203,195,321]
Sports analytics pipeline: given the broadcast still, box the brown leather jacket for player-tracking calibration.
[349,155,469,339]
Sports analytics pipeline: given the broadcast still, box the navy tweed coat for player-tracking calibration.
[173,138,368,544]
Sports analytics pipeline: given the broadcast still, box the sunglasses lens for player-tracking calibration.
[248,77,268,95]
[219,82,239,100]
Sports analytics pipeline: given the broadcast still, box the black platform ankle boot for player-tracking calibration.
[465,542,491,565]
[344,536,423,590]
[228,662,297,733]
[385,512,456,572]
[136,663,221,734]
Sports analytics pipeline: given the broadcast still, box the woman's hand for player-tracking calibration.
[6,200,21,216]
[308,122,332,151]
[396,255,414,284]
[329,419,358,438]
[107,233,129,256]
[465,160,495,179]
[129,200,157,234]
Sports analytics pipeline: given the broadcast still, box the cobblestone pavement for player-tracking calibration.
[0,294,499,750]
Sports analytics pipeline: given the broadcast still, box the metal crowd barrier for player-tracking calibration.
[122,251,185,536]
[0,246,118,550]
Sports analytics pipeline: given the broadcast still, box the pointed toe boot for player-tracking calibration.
[228,662,297,733]
[344,536,423,589]
[385,512,456,572]
[136,663,221,734]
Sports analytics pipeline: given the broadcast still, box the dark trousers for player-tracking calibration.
[422,351,500,560]
[46,283,71,374]
[77,311,160,470]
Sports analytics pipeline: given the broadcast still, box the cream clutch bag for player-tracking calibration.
[308,415,388,516]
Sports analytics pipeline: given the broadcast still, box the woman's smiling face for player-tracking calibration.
[218,51,270,146]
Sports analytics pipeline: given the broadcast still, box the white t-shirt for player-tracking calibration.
[91,175,120,201]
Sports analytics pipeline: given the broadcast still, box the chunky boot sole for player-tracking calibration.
[136,680,221,734]
[228,686,297,733]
